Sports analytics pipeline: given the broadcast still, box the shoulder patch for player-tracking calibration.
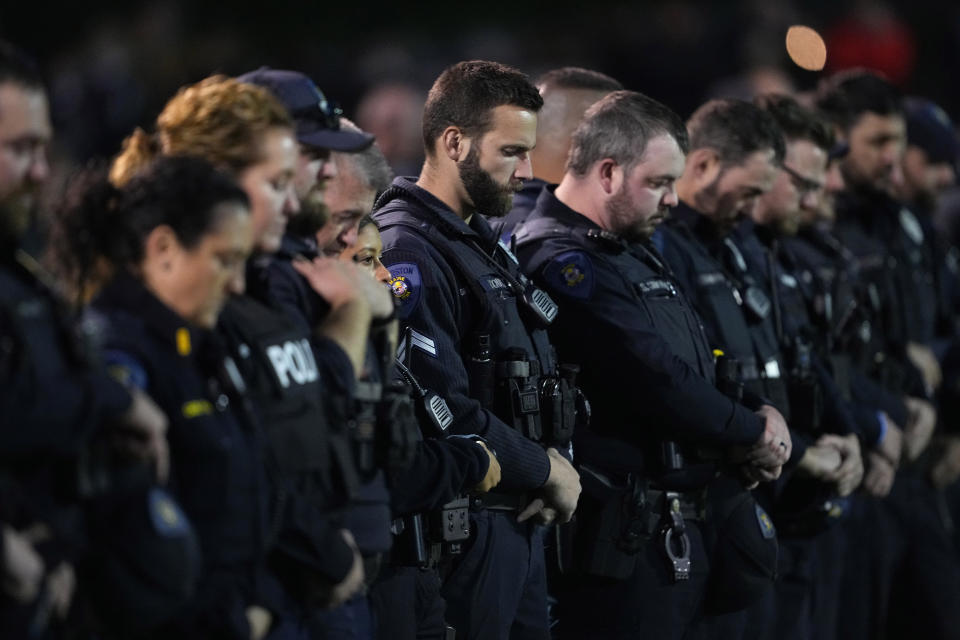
[387,262,423,319]
[103,349,149,390]
[543,251,595,300]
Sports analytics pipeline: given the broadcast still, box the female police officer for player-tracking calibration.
[60,155,283,638]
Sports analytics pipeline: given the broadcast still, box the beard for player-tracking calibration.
[458,146,521,218]
[606,185,664,242]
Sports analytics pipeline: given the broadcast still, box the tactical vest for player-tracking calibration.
[218,295,359,505]
[517,217,713,378]
[661,224,791,416]
[375,203,582,447]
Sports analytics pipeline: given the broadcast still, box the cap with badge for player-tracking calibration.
[237,67,374,153]
[904,97,960,169]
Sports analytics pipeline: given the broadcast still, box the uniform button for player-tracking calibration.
[216,394,229,411]
[238,343,251,358]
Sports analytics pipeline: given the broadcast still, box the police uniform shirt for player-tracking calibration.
[658,203,792,416]
[251,250,394,556]
[217,288,359,585]
[784,225,909,439]
[89,271,282,638]
[729,219,885,444]
[372,177,553,493]
[0,247,133,576]
[834,189,937,358]
[0,248,131,457]
[512,186,765,462]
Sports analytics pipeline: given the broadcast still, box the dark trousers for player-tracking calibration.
[554,520,709,640]
[440,509,548,640]
[885,471,960,640]
[309,593,374,640]
[369,565,447,640]
[839,471,960,640]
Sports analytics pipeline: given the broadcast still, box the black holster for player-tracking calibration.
[566,465,654,580]
[391,497,471,568]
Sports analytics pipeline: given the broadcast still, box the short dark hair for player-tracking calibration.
[815,70,903,131]
[422,60,543,156]
[567,90,689,176]
[687,98,786,166]
[535,67,623,93]
[755,93,834,152]
[0,40,43,90]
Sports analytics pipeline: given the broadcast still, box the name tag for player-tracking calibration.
[636,279,678,296]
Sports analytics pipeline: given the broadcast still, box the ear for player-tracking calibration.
[143,224,180,272]
[439,126,467,162]
[688,148,721,187]
[596,159,623,195]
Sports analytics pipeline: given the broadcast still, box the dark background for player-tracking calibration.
[2,0,958,169]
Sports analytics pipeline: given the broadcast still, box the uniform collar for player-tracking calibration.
[834,186,901,232]
[670,200,729,243]
[377,176,484,242]
[277,233,319,260]
[95,269,207,359]
[529,184,604,232]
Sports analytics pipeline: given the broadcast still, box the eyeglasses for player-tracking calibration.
[290,92,343,131]
[781,164,824,196]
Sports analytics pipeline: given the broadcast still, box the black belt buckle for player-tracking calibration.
[660,492,691,582]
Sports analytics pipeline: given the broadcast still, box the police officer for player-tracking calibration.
[656,99,800,448]
[371,60,583,640]
[76,155,285,639]
[0,40,168,637]
[512,90,790,639]
[816,71,960,640]
[493,66,622,243]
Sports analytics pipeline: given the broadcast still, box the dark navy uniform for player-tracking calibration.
[513,187,770,639]
[0,246,133,636]
[832,189,960,640]
[217,271,366,614]
[720,218,881,640]
[372,176,579,640]
[657,204,795,447]
[833,191,931,396]
[89,271,287,640]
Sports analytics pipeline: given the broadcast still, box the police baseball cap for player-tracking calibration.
[237,67,375,152]
[905,97,960,167]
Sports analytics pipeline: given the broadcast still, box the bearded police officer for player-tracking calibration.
[373,60,583,640]
[512,90,791,639]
